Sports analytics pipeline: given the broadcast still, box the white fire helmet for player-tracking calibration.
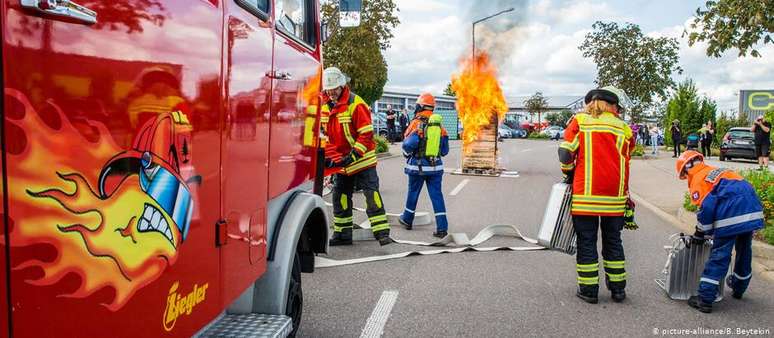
[601,86,632,109]
[323,67,349,90]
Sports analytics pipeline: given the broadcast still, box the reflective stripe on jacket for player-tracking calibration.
[693,169,764,237]
[559,112,635,216]
[321,88,377,175]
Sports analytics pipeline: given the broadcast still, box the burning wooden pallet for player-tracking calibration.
[461,121,499,175]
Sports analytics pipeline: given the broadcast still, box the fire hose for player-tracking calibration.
[318,201,546,268]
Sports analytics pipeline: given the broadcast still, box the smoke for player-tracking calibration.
[466,0,529,66]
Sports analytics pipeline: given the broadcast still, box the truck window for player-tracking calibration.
[236,0,271,20]
[276,0,317,47]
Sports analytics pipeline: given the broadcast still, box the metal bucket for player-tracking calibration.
[537,183,576,255]
[655,234,724,301]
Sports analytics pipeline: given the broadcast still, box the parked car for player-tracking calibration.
[502,121,528,138]
[498,126,512,140]
[720,127,756,161]
[542,126,565,140]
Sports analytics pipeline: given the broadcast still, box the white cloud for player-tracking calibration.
[384,0,774,114]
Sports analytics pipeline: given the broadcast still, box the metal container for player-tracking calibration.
[537,183,576,255]
[655,234,724,301]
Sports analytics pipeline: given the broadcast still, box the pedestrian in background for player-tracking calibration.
[699,121,714,159]
[385,104,396,144]
[752,115,771,170]
[650,124,659,155]
[400,93,450,238]
[399,108,409,140]
[630,123,640,145]
[558,86,634,304]
[676,151,764,313]
[639,124,649,146]
[670,120,682,158]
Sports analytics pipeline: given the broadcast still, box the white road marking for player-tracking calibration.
[521,148,533,153]
[360,290,399,338]
[449,179,470,196]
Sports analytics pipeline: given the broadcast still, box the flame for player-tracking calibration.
[302,66,322,106]
[451,52,508,153]
[4,89,179,311]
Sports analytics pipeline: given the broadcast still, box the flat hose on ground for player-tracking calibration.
[316,223,546,268]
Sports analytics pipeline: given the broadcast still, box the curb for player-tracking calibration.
[630,192,774,283]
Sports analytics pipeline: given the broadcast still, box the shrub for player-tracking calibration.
[683,192,698,212]
[632,144,645,157]
[740,169,774,245]
[528,132,550,139]
[374,135,389,154]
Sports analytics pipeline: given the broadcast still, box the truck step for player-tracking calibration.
[200,313,292,338]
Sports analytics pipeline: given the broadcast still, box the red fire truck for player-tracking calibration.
[1,0,344,336]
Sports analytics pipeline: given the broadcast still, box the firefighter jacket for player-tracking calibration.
[559,112,635,216]
[687,164,764,238]
[402,111,449,176]
[321,87,377,175]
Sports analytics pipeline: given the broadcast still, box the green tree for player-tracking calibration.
[579,22,683,122]
[663,80,718,146]
[524,92,549,131]
[443,82,456,97]
[322,0,400,104]
[545,110,574,127]
[687,0,774,57]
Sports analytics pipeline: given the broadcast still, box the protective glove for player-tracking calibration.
[691,227,706,244]
[562,170,574,184]
[338,150,360,167]
[623,198,638,230]
[324,157,339,168]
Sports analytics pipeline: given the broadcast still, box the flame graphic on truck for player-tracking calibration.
[3,88,195,311]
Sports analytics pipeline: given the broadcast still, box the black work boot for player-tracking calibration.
[399,218,412,230]
[433,230,448,238]
[727,275,743,299]
[374,230,395,246]
[329,228,353,246]
[688,296,713,313]
[576,286,598,304]
[611,289,626,303]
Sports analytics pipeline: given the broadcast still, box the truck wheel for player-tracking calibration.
[285,252,303,337]
[719,153,725,161]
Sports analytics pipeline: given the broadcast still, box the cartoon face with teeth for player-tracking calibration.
[99,112,195,252]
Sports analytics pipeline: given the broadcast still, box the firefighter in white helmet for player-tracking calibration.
[321,67,393,246]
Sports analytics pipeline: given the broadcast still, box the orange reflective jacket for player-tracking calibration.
[560,112,635,216]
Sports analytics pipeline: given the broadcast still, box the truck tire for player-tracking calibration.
[719,153,725,161]
[286,252,303,337]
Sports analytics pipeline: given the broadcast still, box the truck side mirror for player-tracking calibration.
[339,0,361,27]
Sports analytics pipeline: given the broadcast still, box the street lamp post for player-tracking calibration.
[472,7,515,60]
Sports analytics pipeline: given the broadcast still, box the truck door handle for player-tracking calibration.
[20,0,98,25]
[266,70,293,81]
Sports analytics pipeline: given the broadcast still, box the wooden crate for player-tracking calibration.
[462,123,498,170]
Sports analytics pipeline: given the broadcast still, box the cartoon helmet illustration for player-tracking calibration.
[98,113,193,243]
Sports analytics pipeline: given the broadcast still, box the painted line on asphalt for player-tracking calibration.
[449,179,470,196]
[360,290,399,338]
[521,148,533,153]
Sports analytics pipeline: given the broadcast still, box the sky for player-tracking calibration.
[383,0,774,113]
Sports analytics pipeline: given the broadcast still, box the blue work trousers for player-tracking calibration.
[698,231,754,303]
[400,174,448,232]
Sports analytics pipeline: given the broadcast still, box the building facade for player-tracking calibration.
[739,90,774,122]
